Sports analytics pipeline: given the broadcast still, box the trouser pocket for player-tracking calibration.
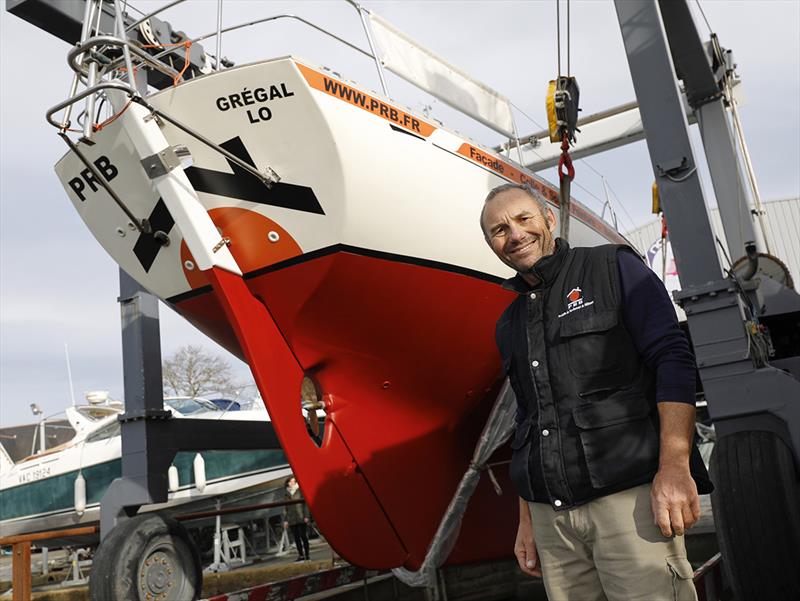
[666,555,697,601]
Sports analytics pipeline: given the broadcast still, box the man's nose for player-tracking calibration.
[508,223,526,242]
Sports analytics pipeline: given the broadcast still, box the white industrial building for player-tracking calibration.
[625,197,799,288]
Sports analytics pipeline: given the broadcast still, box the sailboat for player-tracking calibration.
[43,0,628,571]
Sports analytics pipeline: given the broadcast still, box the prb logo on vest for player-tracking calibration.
[567,287,583,309]
[558,287,595,318]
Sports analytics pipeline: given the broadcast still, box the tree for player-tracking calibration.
[162,345,236,398]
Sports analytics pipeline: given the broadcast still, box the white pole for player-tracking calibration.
[65,343,77,407]
[728,85,771,253]
[348,1,390,97]
[213,501,222,569]
[38,420,47,454]
[71,550,80,582]
[215,0,223,70]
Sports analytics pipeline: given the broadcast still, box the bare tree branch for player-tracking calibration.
[162,345,236,398]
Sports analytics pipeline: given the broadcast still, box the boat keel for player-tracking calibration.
[204,266,408,568]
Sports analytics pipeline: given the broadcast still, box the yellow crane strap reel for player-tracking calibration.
[546,76,580,144]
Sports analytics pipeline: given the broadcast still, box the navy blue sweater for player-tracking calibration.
[617,249,696,405]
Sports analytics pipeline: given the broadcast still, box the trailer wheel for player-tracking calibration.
[710,430,800,601]
[89,513,202,601]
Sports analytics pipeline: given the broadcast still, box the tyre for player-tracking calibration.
[89,513,202,601]
[710,430,800,601]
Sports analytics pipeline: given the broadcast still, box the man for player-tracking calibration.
[481,183,712,601]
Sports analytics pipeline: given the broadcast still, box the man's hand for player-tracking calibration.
[651,464,700,536]
[515,498,542,577]
[652,402,701,537]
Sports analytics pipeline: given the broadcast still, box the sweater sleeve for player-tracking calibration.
[617,248,697,405]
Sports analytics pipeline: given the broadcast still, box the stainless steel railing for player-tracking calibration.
[47,0,390,138]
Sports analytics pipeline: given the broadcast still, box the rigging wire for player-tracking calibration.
[694,0,713,34]
[575,162,638,233]
[570,180,610,213]
[573,177,638,233]
[556,0,561,76]
[509,101,547,132]
[558,150,639,233]
[555,0,571,76]
[567,0,570,77]
[600,176,642,234]
[123,0,148,17]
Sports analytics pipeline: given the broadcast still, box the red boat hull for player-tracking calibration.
[170,248,518,570]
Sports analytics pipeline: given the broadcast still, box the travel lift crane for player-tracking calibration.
[5,0,800,599]
[613,2,800,599]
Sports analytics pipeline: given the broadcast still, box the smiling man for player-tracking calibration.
[481,183,712,601]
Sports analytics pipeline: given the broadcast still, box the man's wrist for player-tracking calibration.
[658,457,691,472]
[658,443,691,470]
[518,497,532,523]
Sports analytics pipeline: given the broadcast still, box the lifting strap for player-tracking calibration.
[558,132,575,241]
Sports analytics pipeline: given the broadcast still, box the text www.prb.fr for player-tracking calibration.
[322,78,422,134]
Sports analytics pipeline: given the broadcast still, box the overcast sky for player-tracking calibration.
[1,0,798,427]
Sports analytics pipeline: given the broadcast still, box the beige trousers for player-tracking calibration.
[529,484,697,601]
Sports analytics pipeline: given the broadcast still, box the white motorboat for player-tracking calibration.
[0,393,292,540]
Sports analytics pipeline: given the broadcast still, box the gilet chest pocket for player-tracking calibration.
[559,310,625,378]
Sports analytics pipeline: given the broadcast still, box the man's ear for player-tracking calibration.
[546,207,557,233]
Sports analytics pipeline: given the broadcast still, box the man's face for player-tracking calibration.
[482,189,557,273]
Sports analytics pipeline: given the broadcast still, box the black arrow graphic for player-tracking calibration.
[133,198,175,272]
[184,137,324,215]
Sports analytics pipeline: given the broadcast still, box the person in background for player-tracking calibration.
[481,183,712,601]
[283,475,311,561]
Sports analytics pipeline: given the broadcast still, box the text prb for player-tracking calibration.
[67,155,119,201]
